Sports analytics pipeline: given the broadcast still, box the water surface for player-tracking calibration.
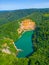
[15,31,33,58]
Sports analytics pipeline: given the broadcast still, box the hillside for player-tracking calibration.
[0,9,36,25]
[0,8,49,25]
[0,9,49,65]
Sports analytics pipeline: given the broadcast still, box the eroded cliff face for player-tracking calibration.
[17,19,36,34]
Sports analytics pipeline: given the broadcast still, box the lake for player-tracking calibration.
[15,30,34,58]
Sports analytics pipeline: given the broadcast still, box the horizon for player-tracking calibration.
[0,0,49,11]
[0,8,49,11]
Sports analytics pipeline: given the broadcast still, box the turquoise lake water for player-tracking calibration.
[15,31,33,58]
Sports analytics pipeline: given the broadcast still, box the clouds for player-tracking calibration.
[0,0,49,10]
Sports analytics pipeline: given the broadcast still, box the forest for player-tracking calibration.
[0,8,49,65]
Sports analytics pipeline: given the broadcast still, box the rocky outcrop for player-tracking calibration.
[17,19,36,34]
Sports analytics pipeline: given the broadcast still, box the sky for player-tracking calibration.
[0,0,49,10]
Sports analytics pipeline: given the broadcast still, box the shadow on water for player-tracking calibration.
[26,32,34,58]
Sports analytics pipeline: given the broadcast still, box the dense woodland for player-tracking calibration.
[0,8,49,65]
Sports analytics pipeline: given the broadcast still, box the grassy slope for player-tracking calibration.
[0,9,49,65]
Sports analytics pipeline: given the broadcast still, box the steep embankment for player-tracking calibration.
[17,19,36,34]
